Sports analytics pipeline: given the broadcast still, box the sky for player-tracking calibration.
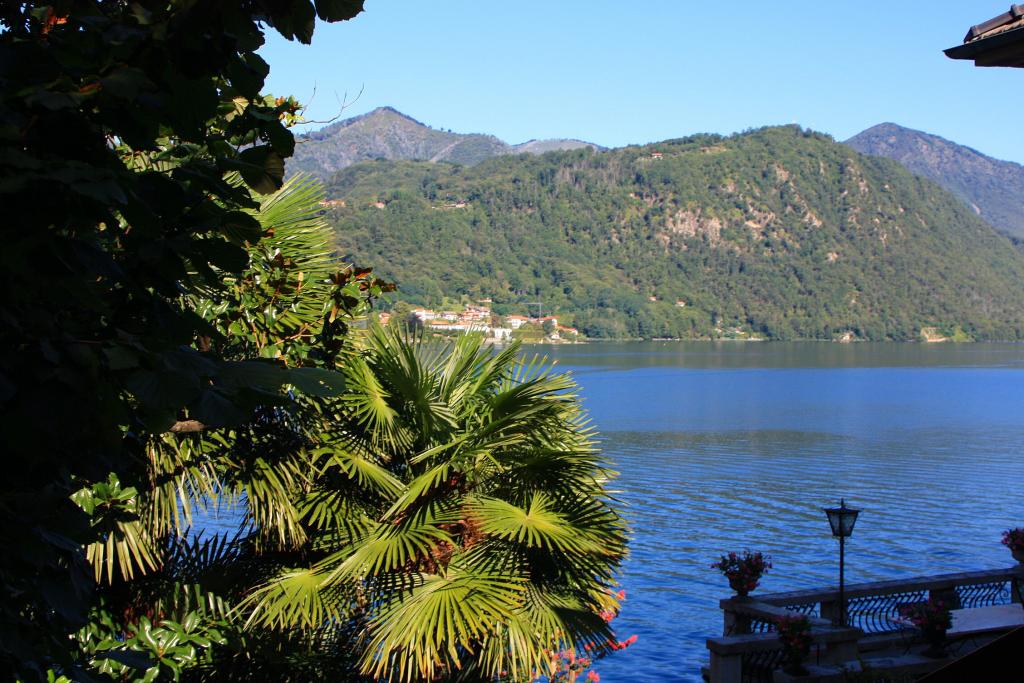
[260,2,1024,163]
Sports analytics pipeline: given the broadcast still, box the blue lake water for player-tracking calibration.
[535,341,1024,682]
[195,341,1024,681]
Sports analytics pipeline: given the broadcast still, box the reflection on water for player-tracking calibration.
[535,343,1024,682]
[538,340,1024,370]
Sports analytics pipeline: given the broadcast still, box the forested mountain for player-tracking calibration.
[289,106,598,179]
[323,125,1024,341]
[846,123,1024,239]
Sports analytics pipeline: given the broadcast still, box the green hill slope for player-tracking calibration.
[323,126,1024,341]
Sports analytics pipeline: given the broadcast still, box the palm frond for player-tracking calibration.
[467,493,604,554]
[143,434,224,539]
[360,562,528,683]
[86,518,161,584]
[235,455,307,550]
[325,507,457,581]
[241,567,350,630]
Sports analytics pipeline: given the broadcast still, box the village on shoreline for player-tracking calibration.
[372,301,984,345]
[376,301,583,343]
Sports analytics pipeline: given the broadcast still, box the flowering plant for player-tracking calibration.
[775,614,812,674]
[545,589,638,683]
[899,599,952,634]
[1001,527,1024,553]
[711,551,772,596]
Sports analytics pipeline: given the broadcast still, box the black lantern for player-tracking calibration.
[823,499,860,626]
[825,499,859,538]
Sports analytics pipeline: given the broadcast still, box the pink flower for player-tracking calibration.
[624,634,638,646]
[587,671,600,682]
[616,589,626,600]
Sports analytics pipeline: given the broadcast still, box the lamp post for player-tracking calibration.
[823,499,860,627]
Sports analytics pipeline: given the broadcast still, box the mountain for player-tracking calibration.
[288,107,599,179]
[322,125,1024,342]
[845,123,1024,239]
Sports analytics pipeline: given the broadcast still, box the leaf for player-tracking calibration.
[219,210,263,243]
[263,119,296,158]
[215,361,344,398]
[102,346,140,371]
[267,1,316,44]
[125,370,201,411]
[287,366,346,397]
[195,238,249,272]
[213,360,288,393]
[190,387,248,427]
[362,564,527,682]
[468,494,601,553]
[99,66,151,100]
[237,146,285,195]
[26,89,78,110]
[94,649,155,670]
[226,53,270,99]
[314,0,365,21]
[242,568,342,630]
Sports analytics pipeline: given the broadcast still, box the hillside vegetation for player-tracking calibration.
[324,126,1024,341]
[846,122,1024,239]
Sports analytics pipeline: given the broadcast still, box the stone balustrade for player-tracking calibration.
[705,565,1024,683]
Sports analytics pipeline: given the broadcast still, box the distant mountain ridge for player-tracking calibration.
[845,123,1024,239]
[288,106,600,179]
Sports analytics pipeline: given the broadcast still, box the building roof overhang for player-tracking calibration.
[945,4,1024,67]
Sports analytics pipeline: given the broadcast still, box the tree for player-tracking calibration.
[244,327,628,682]
[0,2,365,677]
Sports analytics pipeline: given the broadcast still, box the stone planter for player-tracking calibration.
[728,577,756,597]
[921,626,948,658]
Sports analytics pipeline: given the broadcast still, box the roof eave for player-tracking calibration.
[945,24,1024,67]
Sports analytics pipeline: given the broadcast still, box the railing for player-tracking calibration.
[706,565,1024,683]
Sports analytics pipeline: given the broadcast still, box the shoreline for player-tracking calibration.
[510,336,1009,345]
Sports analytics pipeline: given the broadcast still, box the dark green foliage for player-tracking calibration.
[322,126,1024,341]
[0,2,363,678]
[847,122,1024,239]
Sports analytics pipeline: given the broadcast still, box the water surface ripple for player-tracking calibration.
[538,342,1024,683]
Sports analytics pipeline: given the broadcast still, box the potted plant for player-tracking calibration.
[775,614,813,675]
[1001,528,1024,563]
[900,598,953,658]
[711,551,772,597]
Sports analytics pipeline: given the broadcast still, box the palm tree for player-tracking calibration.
[244,327,629,681]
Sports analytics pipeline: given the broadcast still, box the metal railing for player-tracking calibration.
[706,565,1024,683]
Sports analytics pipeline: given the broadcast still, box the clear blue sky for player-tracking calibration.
[260,1,1024,163]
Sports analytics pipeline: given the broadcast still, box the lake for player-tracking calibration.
[534,341,1024,682]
